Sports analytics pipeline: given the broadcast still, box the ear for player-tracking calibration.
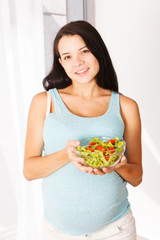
[58,57,63,67]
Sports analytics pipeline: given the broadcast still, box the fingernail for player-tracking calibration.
[75,141,79,146]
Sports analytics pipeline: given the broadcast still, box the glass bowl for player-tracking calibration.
[74,136,126,169]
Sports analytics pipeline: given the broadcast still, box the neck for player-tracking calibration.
[67,81,102,99]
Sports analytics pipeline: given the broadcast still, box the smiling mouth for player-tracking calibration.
[75,68,89,74]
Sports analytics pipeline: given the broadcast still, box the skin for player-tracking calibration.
[24,35,143,187]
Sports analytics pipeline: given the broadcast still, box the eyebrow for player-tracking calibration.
[61,46,87,56]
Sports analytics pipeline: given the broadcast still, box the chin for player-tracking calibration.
[73,78,95,85]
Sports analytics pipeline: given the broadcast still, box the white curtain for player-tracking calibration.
[0,0,45,239]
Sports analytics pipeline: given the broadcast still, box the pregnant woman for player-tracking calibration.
[23,20,143,240]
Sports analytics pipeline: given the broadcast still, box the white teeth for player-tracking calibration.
[76,68,88,74]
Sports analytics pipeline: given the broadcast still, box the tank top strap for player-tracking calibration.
[49,88,64,114]
[46,90,51,117]
[111,91,120,111]
[49,88,57,102]
[110,91,124,125]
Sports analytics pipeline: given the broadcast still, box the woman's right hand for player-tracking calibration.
[66,140,95,174]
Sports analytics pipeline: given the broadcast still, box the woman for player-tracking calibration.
[23,21,143,240]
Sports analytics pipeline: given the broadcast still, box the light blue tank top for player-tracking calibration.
[42,88,130,235]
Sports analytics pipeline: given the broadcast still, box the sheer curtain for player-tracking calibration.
[0,0,45,239]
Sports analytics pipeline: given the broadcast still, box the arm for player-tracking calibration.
[24,92,94,180]
[23,92,69,181]
[93,95,143,186]
[115,95,143,186]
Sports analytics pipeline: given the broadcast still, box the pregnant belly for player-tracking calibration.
[42,164,129,235]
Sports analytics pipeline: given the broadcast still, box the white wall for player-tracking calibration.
[95,1,160,239]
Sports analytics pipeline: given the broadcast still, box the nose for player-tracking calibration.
[73,55,84,67]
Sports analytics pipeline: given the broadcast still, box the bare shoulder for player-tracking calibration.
[119,94,141,124]
[32,91,47,103]
[120,94,139,112]
[29,91,47,118]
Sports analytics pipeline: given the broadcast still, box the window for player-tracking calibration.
[43,0,67,74]
[43,0,95,74]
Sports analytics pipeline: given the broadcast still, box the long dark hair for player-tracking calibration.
[43,20,118,92]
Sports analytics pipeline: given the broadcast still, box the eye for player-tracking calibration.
[81,49,89,54]
[63,55,70,61]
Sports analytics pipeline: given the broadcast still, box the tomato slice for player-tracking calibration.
[95,145,107,151]
[107,139,116,144]
[86,148,94,152]
[108,147,115,153]
[105,154,110,161]
[100,147,107,152]
[89,142,96,146]
[95,145,102,150]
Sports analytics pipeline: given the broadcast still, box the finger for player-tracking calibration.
[84,170,96,175]
[73,157,85,164]
[94,168,105,175]
[72,161,91,172]
[83,167,97,174]
[114,156,127,169]
[80,165,93,173]
[102,167,113,174]
[66,140,80,148]
[82,166,94,172]
[72,161,84,170]
[72,160,95,173]
[120,155,127,163]
[68,148,80,158]
[88,168,96,174]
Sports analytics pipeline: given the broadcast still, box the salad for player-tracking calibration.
[75,137,126,168]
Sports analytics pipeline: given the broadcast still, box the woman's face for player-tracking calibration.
[58,35,100,84]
